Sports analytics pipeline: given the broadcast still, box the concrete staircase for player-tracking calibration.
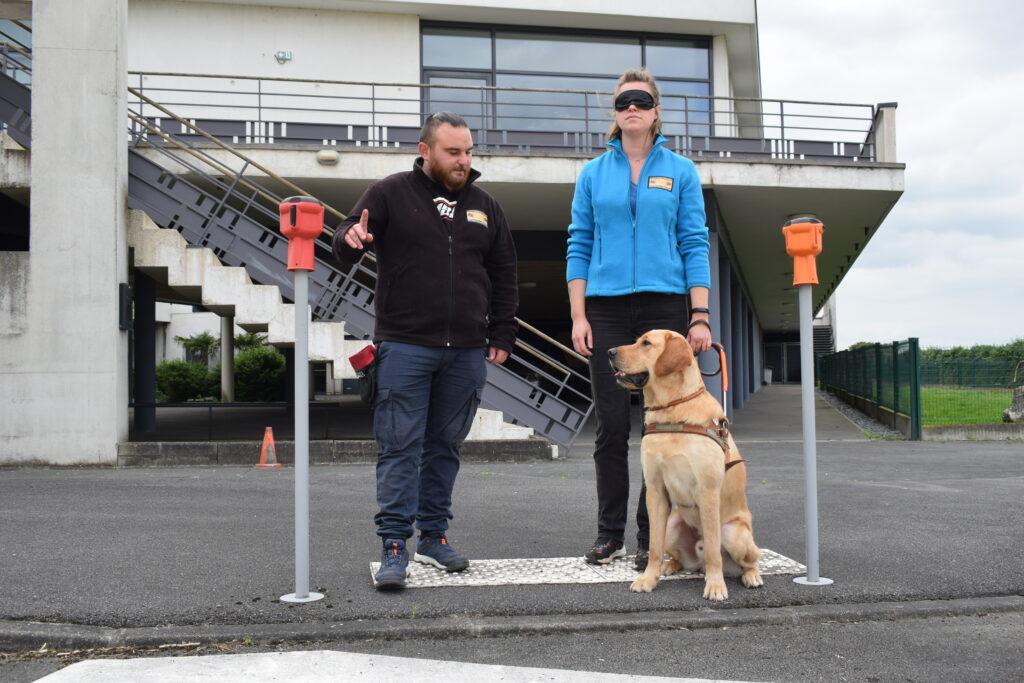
[128,210,534,440]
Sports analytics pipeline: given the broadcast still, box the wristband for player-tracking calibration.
[690,307,710,316]
[687,319,711,332]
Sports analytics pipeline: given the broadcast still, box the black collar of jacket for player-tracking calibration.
[413,157,482,199]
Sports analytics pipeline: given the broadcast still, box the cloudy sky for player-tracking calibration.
[757,0,1023,350]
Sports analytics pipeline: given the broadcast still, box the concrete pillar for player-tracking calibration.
[220,315,234,402]
[718,258,733,421]
[0,0,128,464]
[702,231,723,405]
[133,271,156,432]
[871,102,898,163]
[730,278,744,411]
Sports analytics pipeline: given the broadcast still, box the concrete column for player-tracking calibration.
[220,315,234,402]
[133,271,156,432]
[0,0,128,464]
[702,231,723,405]
[871,102,898,163]
[718,258,732,420]
[730,279,744,411]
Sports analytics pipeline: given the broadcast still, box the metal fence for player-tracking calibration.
[818,339,922,439]
[128,71,880,162]
[918,358,1023,426]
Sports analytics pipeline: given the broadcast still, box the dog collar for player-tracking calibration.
[645,386,705,412]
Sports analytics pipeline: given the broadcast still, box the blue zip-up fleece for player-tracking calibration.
[566,135,710,296]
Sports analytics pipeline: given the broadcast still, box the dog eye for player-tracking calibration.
[641,339,651,346]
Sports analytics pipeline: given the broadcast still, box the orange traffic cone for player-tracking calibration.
[256,426,282,469]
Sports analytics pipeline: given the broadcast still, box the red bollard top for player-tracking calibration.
[279,196,325,271]
[782,217,824,286]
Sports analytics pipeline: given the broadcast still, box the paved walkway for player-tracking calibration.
[3,385,1022,681]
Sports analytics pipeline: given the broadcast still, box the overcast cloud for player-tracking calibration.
[757,0,1024,349]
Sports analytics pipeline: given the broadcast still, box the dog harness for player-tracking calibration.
[644,386,744,471]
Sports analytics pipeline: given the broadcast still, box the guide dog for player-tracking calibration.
[610,330,763,601]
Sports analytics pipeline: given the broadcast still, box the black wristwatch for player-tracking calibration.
[690,307,710,316]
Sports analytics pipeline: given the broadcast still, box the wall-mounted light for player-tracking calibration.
[275,50,292,64]
[317,149,339,165]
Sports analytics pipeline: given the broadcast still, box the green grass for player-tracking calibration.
[921,386,1012,426]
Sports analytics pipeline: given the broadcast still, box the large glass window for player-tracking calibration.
[422,24,712,140]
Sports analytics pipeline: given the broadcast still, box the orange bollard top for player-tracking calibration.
[782,217,824,286]
[279,196,325,271]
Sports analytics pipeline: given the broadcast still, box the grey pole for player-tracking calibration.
[281,269,324,603]
[793,282,833,587]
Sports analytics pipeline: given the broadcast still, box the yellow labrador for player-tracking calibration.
[610,330,763,601]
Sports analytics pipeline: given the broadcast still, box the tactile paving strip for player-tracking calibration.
[371,549,805,588]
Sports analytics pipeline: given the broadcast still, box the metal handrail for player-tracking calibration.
[129,70,879,151]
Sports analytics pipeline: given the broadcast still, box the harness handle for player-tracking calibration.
[701,342,729,391]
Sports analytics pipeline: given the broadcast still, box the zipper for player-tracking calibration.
[625,145,657,293]
[445,220,454,347]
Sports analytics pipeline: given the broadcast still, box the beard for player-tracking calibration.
[438,165,469,192]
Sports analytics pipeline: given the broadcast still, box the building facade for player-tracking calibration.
[0,0,904,463]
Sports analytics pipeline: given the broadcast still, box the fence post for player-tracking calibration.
[908,337,921,440]
[874,343,882,420]
[892,341,900,419]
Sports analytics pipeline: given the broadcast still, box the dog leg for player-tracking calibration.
[721,521,763,588]
[630,461,669,593]
[664,507,703,573]
[697,488,728,601]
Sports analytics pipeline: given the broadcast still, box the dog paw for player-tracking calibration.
[741,568,764,588]
[703,581,728,601]
[630,575,658,593]
[660,559,681,576]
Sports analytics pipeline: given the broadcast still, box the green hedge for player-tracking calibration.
[154,346,285,402]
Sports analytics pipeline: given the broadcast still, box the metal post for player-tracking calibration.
[281,269,323,604]
[782,216,832,588]
[792,284,832,586]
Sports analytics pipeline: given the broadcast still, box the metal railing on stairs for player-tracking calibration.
[0,51,595,448]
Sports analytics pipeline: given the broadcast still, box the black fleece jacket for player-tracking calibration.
[332,158,518,352]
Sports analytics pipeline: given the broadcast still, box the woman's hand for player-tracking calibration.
[687,322,712,353]
[571,317,593,357]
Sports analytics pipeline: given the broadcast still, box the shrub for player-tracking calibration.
[156,360,211,402]
[235,346,286,401]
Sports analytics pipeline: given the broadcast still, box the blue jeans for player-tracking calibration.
[372,341,487,540]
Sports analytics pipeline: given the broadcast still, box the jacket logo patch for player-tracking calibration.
[648,176,674,192]
[466,210,489,227]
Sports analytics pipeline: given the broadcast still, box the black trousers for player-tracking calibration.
[586,292,689,548]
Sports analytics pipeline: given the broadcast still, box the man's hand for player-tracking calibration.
[343,209,374,250]
[487,346,509,365]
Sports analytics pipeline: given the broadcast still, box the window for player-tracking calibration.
[422,24,711,141]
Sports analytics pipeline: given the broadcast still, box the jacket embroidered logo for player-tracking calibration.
[466,210,489,227]
[648,176,674,191]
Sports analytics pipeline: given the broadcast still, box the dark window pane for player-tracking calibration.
[496,32,640,75]
[427,76,490,130]
[495,74,617,133]
[646,40,709,79]
[659,80,711,138]
[423,28,492,70]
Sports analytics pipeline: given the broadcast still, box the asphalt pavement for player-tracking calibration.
[2,385,1022,681]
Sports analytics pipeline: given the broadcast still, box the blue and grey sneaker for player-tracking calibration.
[374,538,408,590]
[584,537,625,565]
[414,533,469,572]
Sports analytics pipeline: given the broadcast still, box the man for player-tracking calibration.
[333,111,518,590]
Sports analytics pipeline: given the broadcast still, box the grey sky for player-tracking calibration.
[757,0,1024,349]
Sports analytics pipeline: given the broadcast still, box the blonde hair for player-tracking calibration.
[606,68,662,142]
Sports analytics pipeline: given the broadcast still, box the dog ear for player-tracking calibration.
[654,333,693,377]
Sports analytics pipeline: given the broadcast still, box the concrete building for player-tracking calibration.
[0,0,904,464]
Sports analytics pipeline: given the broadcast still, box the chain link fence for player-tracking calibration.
[919,358,1023,426]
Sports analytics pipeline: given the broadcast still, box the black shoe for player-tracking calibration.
[584,538,625,565]
[374,538,408,590]
[633,549,649,571]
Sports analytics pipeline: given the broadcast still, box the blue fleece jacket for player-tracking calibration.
[566,135,710,296]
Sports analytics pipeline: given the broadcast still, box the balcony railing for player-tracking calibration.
[129,71,882,163]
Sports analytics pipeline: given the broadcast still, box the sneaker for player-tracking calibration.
[414,533,469,572]
[374,538,408,590]
[584,537,625,564]
[634,548,649,571]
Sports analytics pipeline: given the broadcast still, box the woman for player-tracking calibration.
[566,68,712,570]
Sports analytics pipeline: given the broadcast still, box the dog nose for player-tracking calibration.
[608,348,618,358]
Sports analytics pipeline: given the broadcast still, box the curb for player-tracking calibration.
[116,438,552,466]
[3,595,1022,652]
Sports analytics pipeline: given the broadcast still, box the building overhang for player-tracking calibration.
[139,144,903,334]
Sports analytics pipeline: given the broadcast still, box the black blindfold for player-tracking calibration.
[614,89,656,111]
